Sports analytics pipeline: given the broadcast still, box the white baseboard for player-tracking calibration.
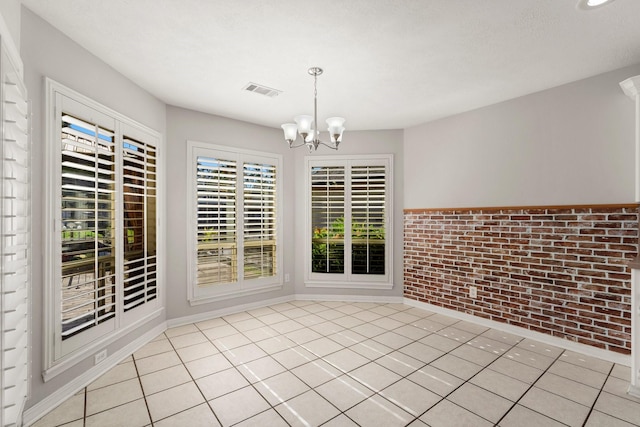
[22,323,166,427]
[166,294,295,328]
[404,298,632,367]
[629,384,640,398]
[295,293,404,304]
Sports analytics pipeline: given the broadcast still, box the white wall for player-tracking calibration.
[404,64,640,209]
[165,105,296,319]
[0,0,20,49]
[292,129,405,298]
[20,7,167,408]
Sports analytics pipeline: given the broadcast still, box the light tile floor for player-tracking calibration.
[30,300,640,427]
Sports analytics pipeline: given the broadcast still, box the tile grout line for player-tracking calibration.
[131,352,155,426]
[304,302,429,426]
[193,310,293,426]
[195,302,489,425]
[288,304,466,425]
[492,349,570,426]
[580,363,613,427]
[410,325,524,426]
[164,303,575,426]
[82,387,87,427]
[169,324,226,426]
[67,301,633,427]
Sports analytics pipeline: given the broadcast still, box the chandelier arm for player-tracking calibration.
[288,141,309,149]
[316,141,339,150]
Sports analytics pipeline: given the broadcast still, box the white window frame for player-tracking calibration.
[305,154,393,290]
[43,79,164,380]
[187,141,283,305]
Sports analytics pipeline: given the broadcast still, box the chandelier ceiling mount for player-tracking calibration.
[281,66,345,152]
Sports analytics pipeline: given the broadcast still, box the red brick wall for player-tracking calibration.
[404,204,638,354]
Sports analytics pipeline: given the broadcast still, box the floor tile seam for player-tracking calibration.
[397,331,473,371]
[83,386,87,427]
[550,351,614,375]
[581,364,615,427]
[164,323,203,338]
[165,331,223,426]
[409,336,525,425]
[132,347,175,362]
[312,372,424,427]
[321,319,431,359]
[286,357,340,390]
[209,340,325,425]
[449,346,503,365]
[498,404,574,427]
[331,330,465,423]
[344,341,400,364]
[559,360,616,377]
[139,377,193,398]
[193,314,263,357]
[534,373,603,407]
[174,344,222,361]
[194,318,237,335]
[492,348,571,427]
[601,387,640,405]
[228,407,292,427]
[288,341,425,424]
[357,347,453,420]
[318,413,359,427]
[348,318,447,350]
[81,396,149,422]
[131,352,154,427]
[259,378,346,425]
[86,373,141,394]
[545,361,609,389]
[233,353,291,383]
[586,408,639,427]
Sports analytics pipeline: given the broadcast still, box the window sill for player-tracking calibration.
[304,281,394,290]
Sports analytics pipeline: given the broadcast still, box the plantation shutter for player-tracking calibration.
[122,135,157,311]
[1,49,30,427]
[310,166,345,273]
[351,165,386,275]
[196,156,237,285]
[59,113,116,340]
[243,162,277,280]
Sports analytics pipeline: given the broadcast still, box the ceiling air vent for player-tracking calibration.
[243,82,281,98]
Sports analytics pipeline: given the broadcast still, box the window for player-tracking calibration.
[306,155,392,289]
[187,142,282,304]
[44,79,162,377]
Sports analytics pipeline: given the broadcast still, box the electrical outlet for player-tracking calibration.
[469,286,478,299]
[285,274,290,282]
[94,349,107,365]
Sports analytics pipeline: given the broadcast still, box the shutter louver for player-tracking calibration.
[1,51,30,427]
[311,166,345,273]
[60,114,116,339]
[196,156,237,285]
[351,165,386,275]
[122,136,157,311]
[243,162,276,280]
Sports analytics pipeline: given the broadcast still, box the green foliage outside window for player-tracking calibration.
[312,216,385,274]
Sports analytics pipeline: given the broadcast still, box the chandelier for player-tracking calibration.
[281,67,345,151]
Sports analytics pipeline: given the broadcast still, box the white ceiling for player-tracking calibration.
[21,0,640,131]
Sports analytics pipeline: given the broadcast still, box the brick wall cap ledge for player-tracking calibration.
[404,202,639,214]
